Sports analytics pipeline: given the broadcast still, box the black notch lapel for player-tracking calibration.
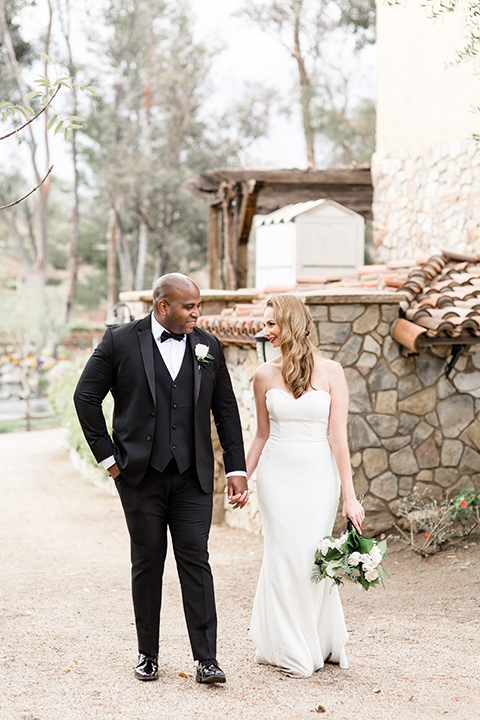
[138,316,156,405]
[189,330,202,406]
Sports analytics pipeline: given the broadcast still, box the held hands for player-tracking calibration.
[225,476,249,509]
[341,497,365,534]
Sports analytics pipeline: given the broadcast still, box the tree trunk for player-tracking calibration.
[59,0,80,323]
[116,221,134,291]
[106,207,117,317]
[37,1,54,279]
[292,0,316,171]
[135,221,148,290]
[133,17,154,292]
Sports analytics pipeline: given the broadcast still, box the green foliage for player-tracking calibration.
[446,489,480,525]
[0,72,91,141]
[75,271,108,310]
[83,0,248,284]
[48,351,113,467]
[315,96,376,166]
[0,0,35,93]
[0,284,67,357]
[0,416,59,433]
[337,0,376,49]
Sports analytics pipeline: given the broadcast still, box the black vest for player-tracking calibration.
[149,338,195,474]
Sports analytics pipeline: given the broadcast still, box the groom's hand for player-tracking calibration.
[227,476,249,509]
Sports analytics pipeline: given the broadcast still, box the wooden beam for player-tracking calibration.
[236,181,263,288]
[186,167,373,220]
[208,205,221,288]
[193,167,372,190]
[220,182,237,290]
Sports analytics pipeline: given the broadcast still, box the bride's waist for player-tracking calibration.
[268,424,329,442]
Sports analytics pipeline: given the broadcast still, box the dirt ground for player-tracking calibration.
[1,427,479,720]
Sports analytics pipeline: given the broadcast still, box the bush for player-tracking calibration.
[48,351,113,468]
[395,487,480,556]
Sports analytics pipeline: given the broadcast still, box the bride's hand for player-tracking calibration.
[342,497,365,534]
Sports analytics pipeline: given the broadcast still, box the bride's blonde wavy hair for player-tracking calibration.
[266,295,319,398]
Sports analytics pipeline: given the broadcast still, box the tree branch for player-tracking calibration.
[0,166,54,210]
[0,85,61,142]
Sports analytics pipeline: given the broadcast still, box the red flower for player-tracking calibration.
[424,533,430,539]
[460,501,468,508]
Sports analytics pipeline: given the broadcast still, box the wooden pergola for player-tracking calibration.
[186,167,373,289]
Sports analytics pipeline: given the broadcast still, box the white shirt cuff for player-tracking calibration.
[225,471,247,478]
[100,455,116,470]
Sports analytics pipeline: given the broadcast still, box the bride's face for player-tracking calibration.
[263,306,281,347]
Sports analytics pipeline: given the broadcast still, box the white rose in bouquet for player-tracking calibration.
[365,568,379,582]
[361,558,377,573]
[369,545,383,566]
[347,551,361,567]
[317,538,333,556]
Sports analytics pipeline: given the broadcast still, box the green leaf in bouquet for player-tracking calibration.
[357,536,375,553]
[324,547,341,562]
[376,539,388,557]
[311,565,323,583]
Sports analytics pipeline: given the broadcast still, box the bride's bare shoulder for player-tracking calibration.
[254,357,281,382]
[314,355,345,378]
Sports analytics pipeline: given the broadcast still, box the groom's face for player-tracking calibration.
[159,283,202,335]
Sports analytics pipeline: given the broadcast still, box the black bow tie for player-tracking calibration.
[160,330,185,342]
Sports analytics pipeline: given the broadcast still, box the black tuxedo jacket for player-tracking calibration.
[73,315,246,492]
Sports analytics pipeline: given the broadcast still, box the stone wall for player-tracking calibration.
[219,292,480,536]
[372,138,480,262]
[212,344,263,533]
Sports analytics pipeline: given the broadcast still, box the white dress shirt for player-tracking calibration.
[151,313,187,379]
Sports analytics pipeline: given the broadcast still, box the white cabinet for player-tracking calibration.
[255,199,365,290]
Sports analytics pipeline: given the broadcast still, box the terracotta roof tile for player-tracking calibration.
[197,250,480,348]
[393,250,480,349]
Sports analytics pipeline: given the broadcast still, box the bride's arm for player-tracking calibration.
[328,362,365,533]
[246,366,271,481]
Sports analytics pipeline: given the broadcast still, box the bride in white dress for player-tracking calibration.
[246,295,365,678]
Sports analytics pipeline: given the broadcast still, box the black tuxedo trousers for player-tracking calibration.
[115,460,216,660]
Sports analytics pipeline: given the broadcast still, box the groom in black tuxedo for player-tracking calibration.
[74,273,248,684]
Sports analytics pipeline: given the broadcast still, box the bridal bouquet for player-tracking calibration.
[312,526,387,590]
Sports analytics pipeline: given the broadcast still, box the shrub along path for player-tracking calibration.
[1,427,479,720]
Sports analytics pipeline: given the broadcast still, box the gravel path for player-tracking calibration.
[1,427,479,720]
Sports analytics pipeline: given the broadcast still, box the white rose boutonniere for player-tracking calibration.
[195,343,214,369]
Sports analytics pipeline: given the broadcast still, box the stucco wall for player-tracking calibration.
[374,1,480,258]
[376,0,479,154]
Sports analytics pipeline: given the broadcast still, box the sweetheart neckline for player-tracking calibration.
[265,388,331,401]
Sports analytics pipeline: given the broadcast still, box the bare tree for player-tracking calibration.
[238,0,376,169]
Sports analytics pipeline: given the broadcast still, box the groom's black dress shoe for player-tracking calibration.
[135,653,159,681]
[196,658,226,684]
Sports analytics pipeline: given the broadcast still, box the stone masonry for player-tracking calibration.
[372,138,480,262]
[221,292,480,536]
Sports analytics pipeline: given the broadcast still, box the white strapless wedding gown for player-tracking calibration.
[249,388,348,678]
